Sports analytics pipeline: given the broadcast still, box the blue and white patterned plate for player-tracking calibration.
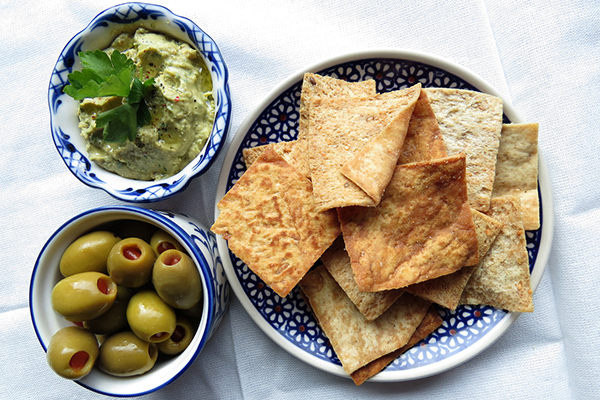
[49,3,232,202]
[214,50,554,381]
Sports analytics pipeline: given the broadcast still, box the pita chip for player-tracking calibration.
[299,265,431,375]
[321,237,403,321]
[309,85,422,211]
[350,305,443,385]
[211,148,341,297]
[492,123,540,230]
[339,85,421,203]
[425,88,504,212]
[338,154,480,292]
[242,140,311,178]
[397,89,447,164]
[459,195,534,312]
[404,209,504,309]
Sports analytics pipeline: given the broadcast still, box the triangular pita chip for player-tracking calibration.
[398,89,447,164]
[321,237,403,321]
[309,85,422,211]
[404,208,504,309]
[211,148,341,297]
[459,195,534,312]
[299,265,431,375]
[425,88,503,212]
[350,305,443,385]
[242,140,310,178]
[339,85,421,203]
[492,123,540,230]
[338,154,479,292]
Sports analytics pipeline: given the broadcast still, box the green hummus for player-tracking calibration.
[78,28,215,181]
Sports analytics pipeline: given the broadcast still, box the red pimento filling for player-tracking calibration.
[163,253,181,266]
[69,351,89,372]
[123,245,142,260]
[97,277,110,295]
[157,241,176,254]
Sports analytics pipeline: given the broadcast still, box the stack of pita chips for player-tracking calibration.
[212,73,540,384]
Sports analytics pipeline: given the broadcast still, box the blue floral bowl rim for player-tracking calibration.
[213,49,555,381]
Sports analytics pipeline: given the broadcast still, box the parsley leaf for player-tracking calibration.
[64,50,155,143]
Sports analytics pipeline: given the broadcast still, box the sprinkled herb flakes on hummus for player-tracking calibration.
[77,28,215,181]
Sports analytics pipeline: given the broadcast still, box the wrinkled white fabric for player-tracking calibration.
[1,0,596,398]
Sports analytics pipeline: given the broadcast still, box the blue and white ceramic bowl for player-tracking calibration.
[30,206,230,396]
[48,3,232,202]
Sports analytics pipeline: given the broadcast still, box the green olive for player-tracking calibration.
[47,326,99,380]
[127,290,176,343]
[59,231,121,277]
[51,272,117,322]
[107,238,156,288]
[97,331,158,377]
[157,316,196,355]
[83,285,134,335]
[113,220,157,243]
[150,229,185,256]
[152,249,202,310]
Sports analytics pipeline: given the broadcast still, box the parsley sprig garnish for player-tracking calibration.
[64,50,155,143]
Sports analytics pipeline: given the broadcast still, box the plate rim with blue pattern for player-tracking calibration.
[214,49,554,381]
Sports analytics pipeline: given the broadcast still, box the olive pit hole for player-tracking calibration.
[170,325,186,343]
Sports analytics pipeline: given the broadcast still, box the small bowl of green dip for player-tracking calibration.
[49,3,232,202]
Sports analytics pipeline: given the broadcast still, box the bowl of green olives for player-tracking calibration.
[30,205,230,396]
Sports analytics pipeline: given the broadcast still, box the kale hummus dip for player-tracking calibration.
[77,28,215,180]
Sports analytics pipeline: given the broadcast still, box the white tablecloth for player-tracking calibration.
[2,0,598,398]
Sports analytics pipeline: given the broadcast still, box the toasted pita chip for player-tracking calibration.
[299,265,431,375]
[299,73,377,142]
[459,195,534,312]
[425,88,503,212]
[492,123,540,230]
[321,237,403,321]
[309,85,422,211]
[404,209,504,309]
[339,85,421,203]
[290,74,377,179]
[350,305,443,385]
[242,140,310,178]
[398,89,447,164]
[339,154,479,292]
[211,148,341,297]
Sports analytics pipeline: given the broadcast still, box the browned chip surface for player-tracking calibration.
[492,123,540,230]
[291,73,377,180]
[299,265,431,375]
[211,148,341,297]
[242,140,310,178]
[404,209,504,309]
[299,73,377,142]
[459,195,534,312]
[398,89,447,164]
[425,88,503,213]
[321,237,403,321]
[350,305,443,385]
[338,154,479,292]
[339,85,421,203]
[309,85,422,211]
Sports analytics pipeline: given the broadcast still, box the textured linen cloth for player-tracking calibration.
[1,0,597,398]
